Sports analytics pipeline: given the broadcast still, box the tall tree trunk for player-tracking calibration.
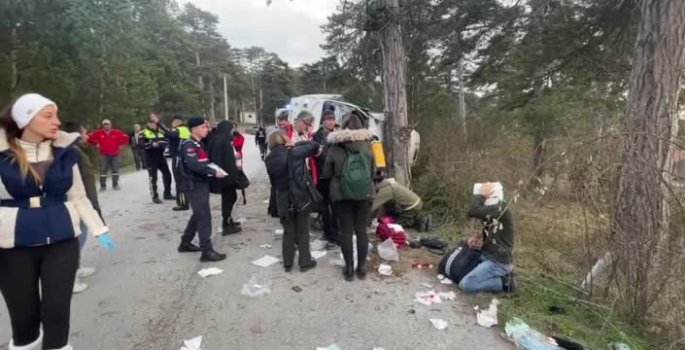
[208,74,216,126]
[614,0,685,320]
[530,0,547,188]
[457,58,467,135]
[376,0,411,187]
[10,25,18,96]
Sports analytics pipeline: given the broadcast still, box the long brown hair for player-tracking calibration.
[0,101,42,182]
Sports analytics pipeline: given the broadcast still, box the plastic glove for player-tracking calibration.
[97,233,116,251]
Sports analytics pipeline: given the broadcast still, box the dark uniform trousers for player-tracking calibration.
[181,182,213,251]
[147,152,172,199]
[171,155,187,207]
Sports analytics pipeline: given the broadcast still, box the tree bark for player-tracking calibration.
[457,58,467,135]
[208,74,216,126]
[10,25,18,96]
[377,0,412,187]
[614,0,685,319]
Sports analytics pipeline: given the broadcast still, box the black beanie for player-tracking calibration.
[187,116,206,130]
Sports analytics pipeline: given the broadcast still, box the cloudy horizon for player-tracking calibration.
[184,0,340,67]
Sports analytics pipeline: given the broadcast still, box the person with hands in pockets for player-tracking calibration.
[0,93,115,350]
[176,117,227,262]
[459,182,516,294]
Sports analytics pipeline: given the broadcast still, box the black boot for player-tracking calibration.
[229,218,242,227]
[178,242,201,253]
[163,193,176,200]
[343,265,354,282]
[356,263,367,280]
[502,272,517,293]
[201,249,227,262]
[172,205,189,211]
[300,260,317,273]
[152,196,163,204]
[222,224,242,235]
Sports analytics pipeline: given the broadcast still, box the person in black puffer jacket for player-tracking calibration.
[208,120,241,234]
[265,130,322,273]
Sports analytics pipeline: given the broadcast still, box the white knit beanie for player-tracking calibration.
[11,93,57,129]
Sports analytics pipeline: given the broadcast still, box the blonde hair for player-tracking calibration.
[0,102,42,183]
[268,130,289,150]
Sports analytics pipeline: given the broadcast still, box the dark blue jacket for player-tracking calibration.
[0,130,108,248]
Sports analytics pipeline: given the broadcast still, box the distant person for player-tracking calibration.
[64,121,105,294]
[0,94,114,350]
[176,117,227,262]
[459,182,516,294]
[255,126,267,160]
[130,123,147,171]
[372,174,432,232]
[87,119,129,191]
[208,121,242,234]
[266,130,322,273]
[139,114,174,204]
[156,115,191,211]
[322,111,376,281]
[313,110,340,249]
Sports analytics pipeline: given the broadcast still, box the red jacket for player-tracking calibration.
[232,134,245,158]
[88,129,129,156]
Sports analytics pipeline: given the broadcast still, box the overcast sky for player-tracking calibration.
[185,0,339,67]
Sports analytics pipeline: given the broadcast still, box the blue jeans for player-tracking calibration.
[459,257,513,293]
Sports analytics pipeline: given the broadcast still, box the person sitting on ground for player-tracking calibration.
[459,182,516,294]
[265,130,322,273]
[371,173,432,232]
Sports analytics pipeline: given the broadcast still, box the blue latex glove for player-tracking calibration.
[97,233,116,251]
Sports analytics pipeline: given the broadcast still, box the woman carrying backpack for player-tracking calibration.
[322,111,376,281]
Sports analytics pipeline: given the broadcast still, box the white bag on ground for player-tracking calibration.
[378,238,399,261]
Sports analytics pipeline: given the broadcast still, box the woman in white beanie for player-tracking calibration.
[0,93,115,350]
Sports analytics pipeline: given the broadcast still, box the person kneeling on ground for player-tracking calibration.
[265,130,322,273]
[371,173,432,232]
[459,182,516,293]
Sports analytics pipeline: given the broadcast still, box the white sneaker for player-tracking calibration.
[76,267,96,278]
[73,279,88,294]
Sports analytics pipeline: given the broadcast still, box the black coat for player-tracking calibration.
[208,121,239,193]
[312,127,332,180]
[265,141,321,216]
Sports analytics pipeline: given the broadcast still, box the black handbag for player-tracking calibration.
[235,170,250,190]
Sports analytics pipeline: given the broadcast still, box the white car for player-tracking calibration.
[283,94,420,166]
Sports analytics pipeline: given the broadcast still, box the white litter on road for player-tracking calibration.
[180,335,202,350]
[310,240,325,251]
[259,244,272,249]
[378,264,393,276]
[241,275,272,298]
[430,318,449,330]
[437,274,455,285]
[263,200,270,203]
[197,268,223,278]
[414,290,442,306]
[274,229,284,236]
[251,255,280,268]
[475,298,500,328]
[439,291,457,301]
[421,283,433,289]
[316,345,342,350]
[311,250,327,260]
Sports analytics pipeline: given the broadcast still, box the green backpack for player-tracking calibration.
[341,148,372,200]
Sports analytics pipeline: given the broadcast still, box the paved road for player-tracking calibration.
[0,135,512,350]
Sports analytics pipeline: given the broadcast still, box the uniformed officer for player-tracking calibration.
[176,117,227,262]
[139,114,175,204]
[157,115,191,211]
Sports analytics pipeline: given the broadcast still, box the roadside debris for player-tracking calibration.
[291,286,302,293]
[259,244,272,249]
[316,345,342,350]
[197,267,223,279]
[437,274,454,285]
[415,290,442,306]
[412,262,434,269]
[378,238,400,261]
[274,229,284,236]
[505,317,564,349]
[608,343,630,350]
[310,240,325,251]
[251,255,279,268]
[439,291,457,301]
[378,264,393,276]
[241,275,272,298]
[475,298,499,328]
[180,335,202,350]
[311,251,327,260]
[429,318,449,330]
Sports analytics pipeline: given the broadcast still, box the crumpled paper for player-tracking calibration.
[197,268,223,278]
[430,319,449,330]
[415,290,442,306]
[251,255,279,268]
[475,298,500,328]
[438,291,457,301]
[311,250,327,260]
[316,345,342,350]
[180,336,202,350]
[378,264,393,276]
[437,274,454,285]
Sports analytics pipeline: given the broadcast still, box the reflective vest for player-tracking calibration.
[142,129,164,139]
[178,126,191,140]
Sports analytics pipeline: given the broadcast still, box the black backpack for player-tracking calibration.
[438,241,482,283]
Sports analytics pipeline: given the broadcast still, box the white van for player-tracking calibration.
[282,94,420,166]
